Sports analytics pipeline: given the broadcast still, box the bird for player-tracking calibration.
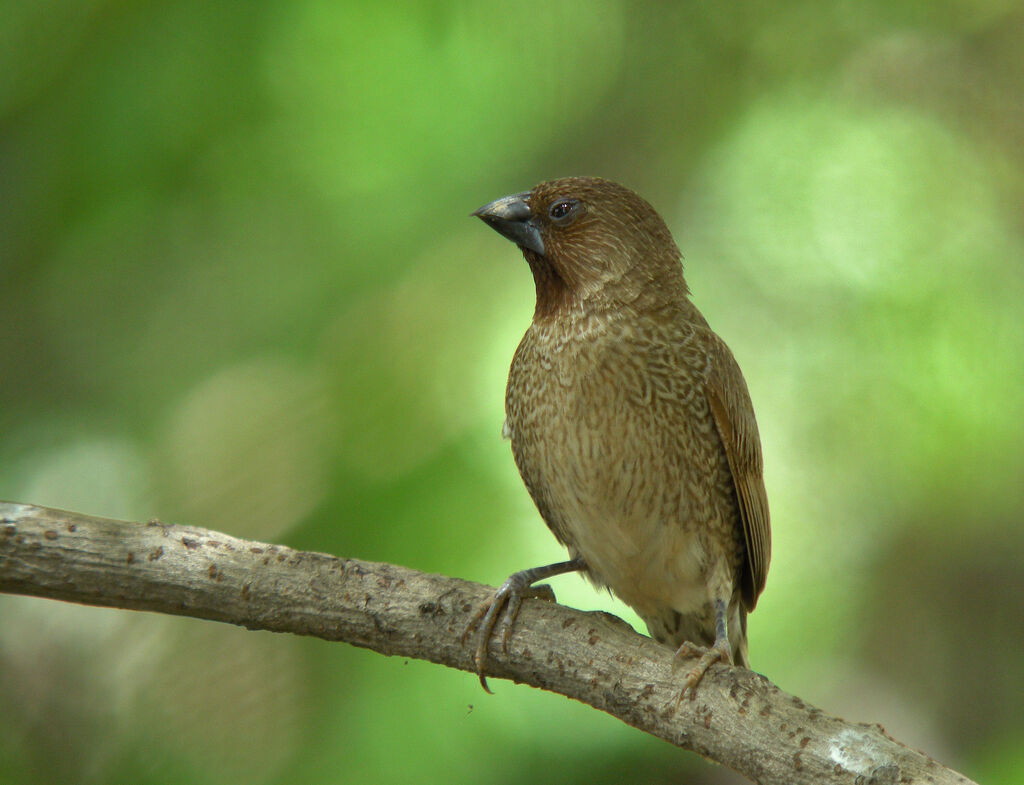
[469,176,770,697]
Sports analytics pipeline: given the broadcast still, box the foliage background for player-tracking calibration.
[1,2,1021,783]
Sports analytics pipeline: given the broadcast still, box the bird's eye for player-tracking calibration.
[548,199,579,223]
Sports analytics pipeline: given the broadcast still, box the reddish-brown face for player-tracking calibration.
[475,177,685,316]
[525,177,678,294]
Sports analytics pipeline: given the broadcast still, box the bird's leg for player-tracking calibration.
[671,598,732,704]
[464,557,585,693]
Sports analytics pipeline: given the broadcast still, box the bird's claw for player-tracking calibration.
[668,639,731,708]
[461,558,584,692]
[464,578,557,693]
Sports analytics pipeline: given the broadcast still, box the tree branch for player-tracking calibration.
[0,501,973,785]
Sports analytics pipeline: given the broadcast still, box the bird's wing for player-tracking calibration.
[704,333,771,611]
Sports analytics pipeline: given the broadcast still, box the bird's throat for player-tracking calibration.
[524,250,574,322]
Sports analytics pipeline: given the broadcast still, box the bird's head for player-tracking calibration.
[474,177,687,321]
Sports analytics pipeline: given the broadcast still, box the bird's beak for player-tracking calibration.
[472,192,544,256]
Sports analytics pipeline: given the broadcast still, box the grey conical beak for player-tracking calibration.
[472,192,544,256]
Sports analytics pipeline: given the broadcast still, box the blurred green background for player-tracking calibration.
[2,1,1022,783]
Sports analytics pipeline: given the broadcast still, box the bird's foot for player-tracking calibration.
[461,558,584,693]
[670,638,731,706]
[463,575,555,693]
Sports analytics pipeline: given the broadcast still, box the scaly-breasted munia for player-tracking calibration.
[471,177,770,694]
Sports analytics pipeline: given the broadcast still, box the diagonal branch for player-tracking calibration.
[0,501,974,785]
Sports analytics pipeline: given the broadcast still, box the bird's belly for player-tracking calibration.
[515,411,732,621]
[552,455,713,619]
[506,322,741,622]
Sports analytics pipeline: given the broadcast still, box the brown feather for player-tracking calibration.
[478,176,771,670]
[705,335,771,610]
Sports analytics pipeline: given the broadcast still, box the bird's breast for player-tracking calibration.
[505,318,739,617]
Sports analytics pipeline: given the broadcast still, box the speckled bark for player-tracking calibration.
[0,501,974,785]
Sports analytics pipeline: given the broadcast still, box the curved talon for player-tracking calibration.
[497,591,522,652]
[669,638,731,708]
[471,580,548,692]
[665,597,734,709]
[464,558,585,693]
[472,582,518,693]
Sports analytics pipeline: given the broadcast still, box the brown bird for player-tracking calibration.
[470,176,770,695]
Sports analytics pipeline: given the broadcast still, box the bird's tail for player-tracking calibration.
[731,606,751,669]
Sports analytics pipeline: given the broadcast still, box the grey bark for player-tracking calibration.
[0,501,975,785]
